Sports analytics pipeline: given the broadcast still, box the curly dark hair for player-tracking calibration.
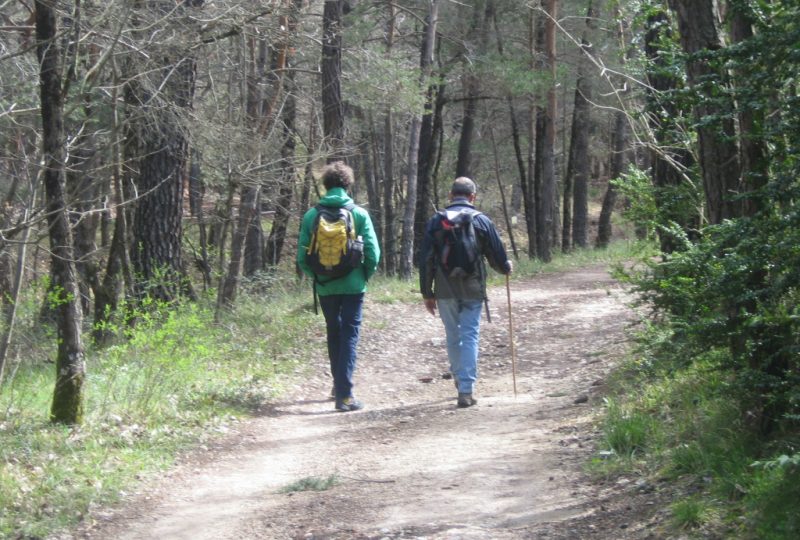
[321,161,354,190]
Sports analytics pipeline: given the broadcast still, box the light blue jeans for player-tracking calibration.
[437,298,483,394]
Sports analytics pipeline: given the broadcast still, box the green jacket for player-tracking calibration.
[297,187,381,296]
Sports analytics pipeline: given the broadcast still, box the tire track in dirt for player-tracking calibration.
[78,265,659,540]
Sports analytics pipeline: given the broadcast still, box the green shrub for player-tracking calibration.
[746,455,800,539]
[602,398,654,458]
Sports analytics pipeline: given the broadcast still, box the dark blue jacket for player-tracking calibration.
[419,199,511,300]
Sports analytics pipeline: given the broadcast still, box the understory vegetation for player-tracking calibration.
[0,280,316,537]
[597,175,800,539]
[0,240,638,538]
[589,2,800,537]
[596,324,799,538]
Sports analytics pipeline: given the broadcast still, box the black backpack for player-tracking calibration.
[435,208,482,278]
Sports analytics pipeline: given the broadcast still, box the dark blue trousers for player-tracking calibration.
[319,293,364,401]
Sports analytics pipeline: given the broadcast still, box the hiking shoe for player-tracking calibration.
[457,393,477,408]
[335,397,364,412]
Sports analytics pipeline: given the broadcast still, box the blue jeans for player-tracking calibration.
[437,298,483,394]
[319,293,364,401]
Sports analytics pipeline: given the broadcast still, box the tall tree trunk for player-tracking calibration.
[400,0,439,278]
[455,93,478,179]
[669,0,741,223]
[493,11,527,216]
[382,109,397,275]
[265,70,298,267]
[456,0,494,179]
[566,2,595,251]
[524,9,540,258]
[535,0,557,263]
[264,1,303,268]
[596,111,627,248]
[128,1,202,302]
[729,3,767,217]
[36,0,86,424]
[322,0,345,161]
[381,3,397,275]
[243,37,269,277]
[362,112,383,249]
[219,184,260,307]
[414,53,445,266]
[67,113,100,315]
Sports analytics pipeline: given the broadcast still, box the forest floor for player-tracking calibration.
[72,265,674,540]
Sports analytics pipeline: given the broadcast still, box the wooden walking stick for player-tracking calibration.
[506,273,517,397]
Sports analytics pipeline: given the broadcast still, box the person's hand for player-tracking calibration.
[424,298,437,316]
[506,260,514,274]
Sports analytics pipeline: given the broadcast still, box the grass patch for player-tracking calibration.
[279,474,339,493]
[670,497,720,530]
[0,285,322,539]
[597,329,800,538]
[601,397,654,459]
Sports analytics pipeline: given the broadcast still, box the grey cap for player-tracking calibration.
[451,177,477,196]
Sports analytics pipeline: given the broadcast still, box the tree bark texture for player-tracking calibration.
[596,111,627,248]
[566,2,595,251]
[359,131,382,244]
[729,2,767,217]
[400,0,439,278]
[67,115,100,315]
[265,69,298,267]
[36,0,86,424]
[128,2,202,302]
[382,109,397,275]
[413,71,445,267]
[669,0,742,223]
[242,36,269,277]
[535,0,557,263]
[322,0,345,160]
[455,0,493,180]
[220,184,259,306]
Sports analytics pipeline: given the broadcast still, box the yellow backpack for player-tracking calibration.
[306,203,363,278]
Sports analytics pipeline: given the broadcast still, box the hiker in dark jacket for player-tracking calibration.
[297,162,380,412]
[419,177,512,408]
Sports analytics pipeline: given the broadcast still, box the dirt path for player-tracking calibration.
[79,265,664,540]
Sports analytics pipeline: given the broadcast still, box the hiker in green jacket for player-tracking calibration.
[297,162,381,412]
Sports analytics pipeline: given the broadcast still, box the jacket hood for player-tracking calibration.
[319,187,353,207]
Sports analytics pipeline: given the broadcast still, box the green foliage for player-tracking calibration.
[602,397,654,458]
[611,165,702,245]
[623,205,800,427]
[745,454,800,539]
[670,497,719,530]
[343,49,428,114]
[279,474,339,494]
[0,286,321,538]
